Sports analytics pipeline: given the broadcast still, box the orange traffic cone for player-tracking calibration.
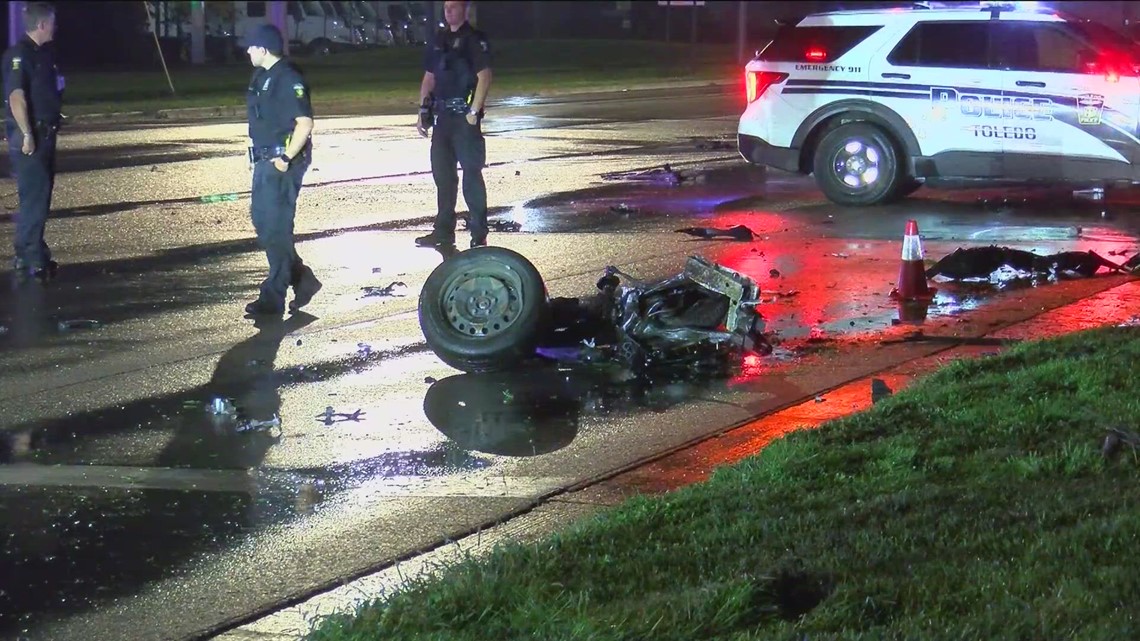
[889,219,936,301]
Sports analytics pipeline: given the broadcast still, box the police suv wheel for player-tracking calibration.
[812,122,903,207]
[418,246,550,373]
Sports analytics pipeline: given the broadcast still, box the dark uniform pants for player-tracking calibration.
[430,112,487,241]
[250,158,309,308]
[9,125,57,268]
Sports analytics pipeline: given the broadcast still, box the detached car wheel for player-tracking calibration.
[813,122,903,206]
[418,246,549,373]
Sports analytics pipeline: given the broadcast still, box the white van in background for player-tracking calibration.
[233,0,358,55]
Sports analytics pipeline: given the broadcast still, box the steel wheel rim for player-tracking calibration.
[441,265,525,338]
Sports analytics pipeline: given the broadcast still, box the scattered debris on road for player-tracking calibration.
[696,139,735,151]
[601,164,682,186]
[200,193,240,203]
[674,225,757,241]
[362,281,408,297]
[316,406,366,425]
[926,246,1128,281]
[57,319,101,331]
[357,343,373,357]
[237,414,282,435]
[610,203,639,214]
[207,397,237,417]
[488,220,523,232]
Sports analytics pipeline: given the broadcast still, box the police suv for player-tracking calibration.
[737,1,1140,206]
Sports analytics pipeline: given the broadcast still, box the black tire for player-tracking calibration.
[418,246,550,373]
[812,122,904,206]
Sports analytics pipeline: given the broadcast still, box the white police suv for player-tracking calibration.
[737,2,1140,205]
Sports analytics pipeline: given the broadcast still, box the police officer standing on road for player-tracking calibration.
[3,2,63,280]
[243,24,322,317]
[414,0,494,250]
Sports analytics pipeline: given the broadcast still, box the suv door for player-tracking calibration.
[993,19,1140,182]
[876,19,1004,177]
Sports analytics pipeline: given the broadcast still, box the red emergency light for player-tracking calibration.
[805,48,828,61]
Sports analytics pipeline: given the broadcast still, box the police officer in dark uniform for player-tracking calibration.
[243,24,322,317]
[414,0,493,250]
[3,2,63,280]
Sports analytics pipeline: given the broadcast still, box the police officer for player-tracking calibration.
[3,2,62,280]
[243,24,322,317]
[414,0,493,250]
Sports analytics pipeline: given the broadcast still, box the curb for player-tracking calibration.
[66,79,735,124]
[211,278,1140,640]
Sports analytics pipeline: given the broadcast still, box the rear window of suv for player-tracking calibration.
[759,25,883,63]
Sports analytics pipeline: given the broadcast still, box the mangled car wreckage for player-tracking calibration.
[417,247,770,373]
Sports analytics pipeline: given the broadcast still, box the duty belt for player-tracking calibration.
[435,97,471,114]
[248,145,287,162]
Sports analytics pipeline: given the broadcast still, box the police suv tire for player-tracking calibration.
[418,246,550,373]
[812,122,904,207]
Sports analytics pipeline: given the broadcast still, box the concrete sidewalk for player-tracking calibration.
[211,276,1140,641]
[67,79,737,124]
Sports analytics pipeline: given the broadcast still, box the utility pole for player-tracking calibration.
[269,0,288,55]
[8,1,24,49]
[190,0,206,64]
[737,0,747,64]
[690,1,697,45]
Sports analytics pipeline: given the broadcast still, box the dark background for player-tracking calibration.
[2,1,1138,70]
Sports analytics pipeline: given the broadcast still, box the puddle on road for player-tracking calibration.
[500,163,775,233]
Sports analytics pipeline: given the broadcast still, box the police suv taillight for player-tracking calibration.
[746,71,789,103]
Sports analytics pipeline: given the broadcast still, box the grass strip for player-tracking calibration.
[63,40,738,115]
[307,326,1140,640]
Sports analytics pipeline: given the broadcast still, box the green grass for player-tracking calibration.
[306,326,1140,640]
[64,40,737,115]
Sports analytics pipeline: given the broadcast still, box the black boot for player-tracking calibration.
[245,298,284,316]
[290,265,323,312]
[28,260,58,281]
[415,231,455,247]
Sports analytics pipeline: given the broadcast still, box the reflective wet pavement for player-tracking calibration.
[2,86,1140,640]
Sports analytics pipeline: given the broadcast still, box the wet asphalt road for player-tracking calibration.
[2,84,1140,641]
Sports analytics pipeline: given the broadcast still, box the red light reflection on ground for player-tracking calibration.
[694,209,1139,340]
[707,227,894,335]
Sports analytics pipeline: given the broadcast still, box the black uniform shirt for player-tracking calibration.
[247,59,312,149]
[2,36,62,127]
[423,22,491,103]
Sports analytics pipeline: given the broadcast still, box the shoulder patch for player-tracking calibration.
[262,76,271,91]
[479,39,488,53]
[293,83,305,98]
[11,57,20,70]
